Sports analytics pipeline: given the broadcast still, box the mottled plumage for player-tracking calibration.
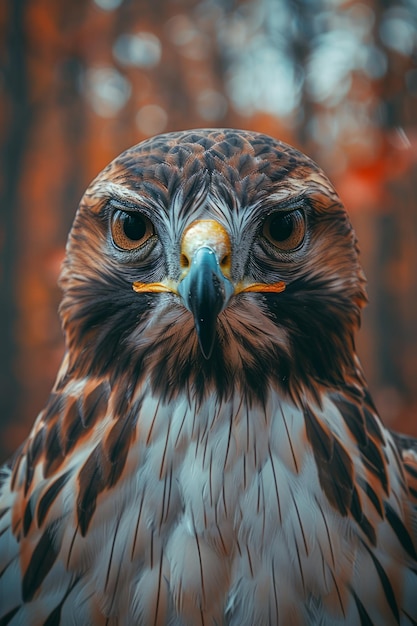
[1,129,416,625]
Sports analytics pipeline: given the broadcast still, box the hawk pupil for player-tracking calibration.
[123,213,146,241]
[269,212,294,242]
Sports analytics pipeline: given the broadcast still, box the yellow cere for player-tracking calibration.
[180,220,232,278]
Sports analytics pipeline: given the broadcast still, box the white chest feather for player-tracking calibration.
[1,388,416,625]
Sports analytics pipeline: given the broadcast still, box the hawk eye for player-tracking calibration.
[111,209,154,250]
[263,209,305,251]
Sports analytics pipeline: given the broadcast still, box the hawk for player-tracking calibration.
[0,129,416,625]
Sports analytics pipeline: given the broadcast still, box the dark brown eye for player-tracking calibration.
[111,210,154,250]
[263,209,305,251]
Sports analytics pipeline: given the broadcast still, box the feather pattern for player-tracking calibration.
[0,128,416,624]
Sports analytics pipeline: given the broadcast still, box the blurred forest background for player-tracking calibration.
[0,0,416,461]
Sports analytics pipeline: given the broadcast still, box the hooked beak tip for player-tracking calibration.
[196,322,215,359]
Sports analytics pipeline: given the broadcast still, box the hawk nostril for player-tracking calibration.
[220,254,230,268]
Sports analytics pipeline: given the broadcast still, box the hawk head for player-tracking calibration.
[59,129,366,404]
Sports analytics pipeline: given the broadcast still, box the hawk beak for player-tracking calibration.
[132,219,286,359]
[177,221,234,359]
